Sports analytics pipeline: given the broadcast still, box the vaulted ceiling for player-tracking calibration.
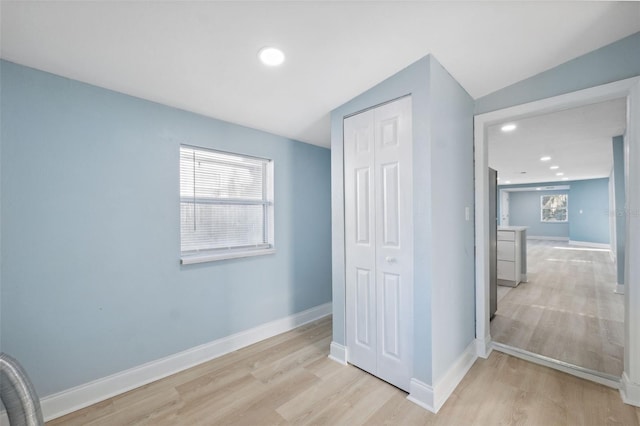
[1,1,639,149]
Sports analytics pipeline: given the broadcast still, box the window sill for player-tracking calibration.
[181,248,276,265]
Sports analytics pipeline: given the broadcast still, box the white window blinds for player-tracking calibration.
[180,145,274,262]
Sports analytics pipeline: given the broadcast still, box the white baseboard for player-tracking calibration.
[615,284,625,294]
[475,336,493,359]
[432,341,477,412]
[328,342,347,365]
[408,341,478,413]
[39,302,332,421]
[407,378,434,412]
[621,372,640,407]
[568,240,611,250]
[527,236,569,241]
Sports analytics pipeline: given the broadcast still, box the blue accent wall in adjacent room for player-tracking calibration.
[499,178,610,244]
[0,60,332,397]
[507,189,570,238]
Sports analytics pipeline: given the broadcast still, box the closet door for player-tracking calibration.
[344,108,377,376]
[373,98,413,390]
[344,96,413,391]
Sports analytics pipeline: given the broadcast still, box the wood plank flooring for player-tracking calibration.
[491,239,624,376]
[49,316,640,425]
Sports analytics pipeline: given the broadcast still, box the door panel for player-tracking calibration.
[381,162,400,246]
[355,268,374,346]
[381,272,400,358]
[374,98,413,391]
[345,109,377,375]
[345,97,413,392]
[355,168,371,244]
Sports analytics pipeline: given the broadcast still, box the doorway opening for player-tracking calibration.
[474,77,640,396]
[487,99,626,380]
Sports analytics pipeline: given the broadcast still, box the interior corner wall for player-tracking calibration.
[475,31,640,114]
[427,58,475,383]
[0,60,332,398]
[330,56,434,384]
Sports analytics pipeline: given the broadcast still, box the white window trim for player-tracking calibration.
[179,146,275,264]
[181,247,276,265]
[540,194,569,223]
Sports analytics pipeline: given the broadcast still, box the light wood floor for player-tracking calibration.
[49,316,640,425]
[491,239,624,376]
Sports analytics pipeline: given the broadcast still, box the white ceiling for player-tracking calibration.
[488,98,627,185]
[1,1,639,148]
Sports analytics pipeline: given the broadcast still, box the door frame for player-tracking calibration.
[474,76,640,406]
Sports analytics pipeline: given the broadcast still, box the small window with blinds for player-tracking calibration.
[180,145,275,264]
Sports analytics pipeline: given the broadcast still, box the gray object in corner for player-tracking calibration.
[489,167,498,320]
[0,353,44,426]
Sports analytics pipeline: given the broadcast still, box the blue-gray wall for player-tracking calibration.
[500,178,610,244]
[569,178,610,244]
[476,31,640,114]
[428,58,475,382]
[613,135,626,285]
[507,189,570,238]
[330,55,474,386]
[0,60,332,397]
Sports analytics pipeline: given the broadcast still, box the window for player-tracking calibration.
[180,145,274,264]
[541,194,568,222]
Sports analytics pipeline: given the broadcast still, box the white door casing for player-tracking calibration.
[345,96,413,391]
[474,77,640,408]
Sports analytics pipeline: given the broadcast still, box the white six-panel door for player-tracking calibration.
[344,97,413,391]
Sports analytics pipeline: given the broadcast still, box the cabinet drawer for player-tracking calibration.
[497,241,515,261]
[497,260,516,280]
[497,230,515,241]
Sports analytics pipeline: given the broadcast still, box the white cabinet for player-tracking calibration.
[497,227,527,287]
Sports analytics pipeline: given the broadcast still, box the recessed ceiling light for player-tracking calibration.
[540,156,551,162]
[501,123,517,132]
[556,172,564,176]
[258,47,285,66]
[505,180,511,184]
[550,165,559,170]
[536,187,542,190]
[562,177,569,181]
